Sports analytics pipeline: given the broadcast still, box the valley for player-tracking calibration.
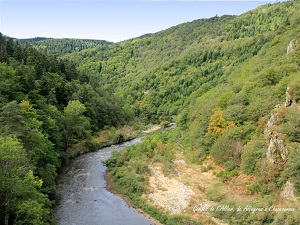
[1,0,300,224]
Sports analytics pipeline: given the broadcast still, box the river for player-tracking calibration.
[54,138,155,225]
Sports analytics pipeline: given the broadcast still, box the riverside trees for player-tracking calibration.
[0,34,130,224]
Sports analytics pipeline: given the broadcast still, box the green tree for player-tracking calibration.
[13,171,54,225]
[281,105,300,143]
[281,146,300,195]
[0,63,21,102]
[0,136,28,225]
[241,135,266,174]
[64,100,91,148]
[0,101,25,136]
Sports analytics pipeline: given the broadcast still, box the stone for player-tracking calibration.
[287,39,298,54]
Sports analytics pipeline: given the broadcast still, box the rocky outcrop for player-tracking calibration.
[265,87,293,163]
[285,87,293,107]
[266,130,288,163]
[287,39,298,54]
[280,181,297,201]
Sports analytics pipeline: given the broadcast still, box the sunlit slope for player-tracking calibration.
[63,1,299,126]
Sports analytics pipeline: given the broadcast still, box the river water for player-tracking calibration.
[54,138,154,225]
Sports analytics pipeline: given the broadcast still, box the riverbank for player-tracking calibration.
[66,125,139,158]
[104,172,163,225]
[66,124,164,158]
[55,138,156,225]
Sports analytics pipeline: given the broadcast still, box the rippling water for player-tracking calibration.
[54,138,154,225]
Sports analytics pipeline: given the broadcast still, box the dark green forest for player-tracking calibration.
[0,34,131,224]
[1,0,300,224]
[18,37,111,56]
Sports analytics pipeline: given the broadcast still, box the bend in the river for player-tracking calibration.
[54,138,154,225]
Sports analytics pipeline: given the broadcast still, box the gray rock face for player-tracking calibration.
[285,87,293,107]
[280,181,297,201]
[266,132,288,163]
[287,39,298,54]
[265,87,294,163]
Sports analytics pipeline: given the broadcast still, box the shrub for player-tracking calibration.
[84,140,102,151]
[280,146,300,195]
[201,165,208,172]
[272,211,300,225]
[210,124,257,165]
[224,160,237,171]
[205,181,224,201]
[117,173,144,193]
[287,76,300,103]
[248,181,270,195]
[211,135,243,165]
[217,169,238,182]
[114,133,125,144]
[241,135,266,174]
[162,162,176,176]
[130,157,150,174]
[280,105,300,143]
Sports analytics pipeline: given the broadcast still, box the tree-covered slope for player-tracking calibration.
[97,1,300,224]
[0,34,130,225]
[1,0,300,224]
[19,37,111,56]
[64,1,299,124]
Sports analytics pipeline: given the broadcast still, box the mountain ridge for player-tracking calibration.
[17,37,112,56]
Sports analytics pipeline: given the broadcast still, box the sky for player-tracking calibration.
[0,0,279,43]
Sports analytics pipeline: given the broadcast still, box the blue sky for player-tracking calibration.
[1,0,278,42]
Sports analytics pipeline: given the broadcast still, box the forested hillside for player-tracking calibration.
[64,1,298,124]
[0,34,131,224]
[65,1,299,224]
[1,0,300,224]
[19,37,111,56]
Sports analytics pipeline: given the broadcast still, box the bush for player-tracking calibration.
[280,146,300,195]
[129,157,150,174]
[272,210,300,225]
[255,158,282,184]
[210,124,256,165]
[211,135,243,165]
[224,160,237,171]
[288,76,300,103]
[211,200,275,225]
[162,162,175,176]
[114,133,125,144]
[201,165,208,172]
[217,169,238,182]
[281,105,300,143]
[241,135,266,174]
[84,140,102,151]
[247,181,270,195]
[211,136,235,165]
[205,181,224,201]
[117,174,144,193]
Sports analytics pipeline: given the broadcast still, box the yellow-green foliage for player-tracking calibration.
[206,107,235,141]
